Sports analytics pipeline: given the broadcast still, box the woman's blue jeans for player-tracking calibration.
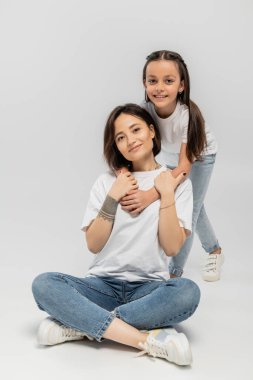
[169,154,221,276]
[32,273,200,342]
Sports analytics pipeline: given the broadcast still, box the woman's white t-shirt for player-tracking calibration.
[142,101,218,167]
[81,166,193,282]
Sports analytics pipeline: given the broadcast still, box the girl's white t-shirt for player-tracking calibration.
[81,166,193,282]
[142,101,218,167]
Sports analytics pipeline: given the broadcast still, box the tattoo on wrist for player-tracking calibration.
[98,195,118,222]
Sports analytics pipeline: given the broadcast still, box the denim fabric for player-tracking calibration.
[168,154,221,276]
[32,273,200,341]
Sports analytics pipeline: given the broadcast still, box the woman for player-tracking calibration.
[32,104,200,366]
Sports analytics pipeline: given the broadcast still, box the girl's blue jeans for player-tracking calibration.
[32,273,200,341]
[169,154,221,276]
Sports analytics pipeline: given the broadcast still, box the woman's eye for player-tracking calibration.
[165,79,173,84]
[116,136,124,142]
[133,128,140,133]
[147,79,156,84]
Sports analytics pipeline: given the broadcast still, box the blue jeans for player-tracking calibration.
[32,273,200,341]
[169,154,221,276]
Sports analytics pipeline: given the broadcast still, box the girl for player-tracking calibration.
[120,51,223,281]
[32,104,200,366]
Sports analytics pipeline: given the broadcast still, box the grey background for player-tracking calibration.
[0,0,252,379]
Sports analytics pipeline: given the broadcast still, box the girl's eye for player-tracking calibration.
[116,135,125,142]
[165,79,173,84]
[133,127,140,133]
[147,79,156,85]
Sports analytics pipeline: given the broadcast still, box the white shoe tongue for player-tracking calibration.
[151,329,175,342]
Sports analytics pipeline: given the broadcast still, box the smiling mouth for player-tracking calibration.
[129,144,142,152]
[154,95,167,99]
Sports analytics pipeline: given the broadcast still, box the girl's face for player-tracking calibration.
[114,113,155,165]
[144,59,184,117]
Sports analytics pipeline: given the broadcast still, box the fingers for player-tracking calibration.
[121,192,138,201]
[130,210,140,216]
[175,171,187,185]
[120,167,130,174]
[114,169,121,177]
[125,189,139,195]
[132,184,139,190]
[130,206,143,215]
[121,205,143,215]
[123,172,138,187]
[121,205,137,211]
[121,199,137,206]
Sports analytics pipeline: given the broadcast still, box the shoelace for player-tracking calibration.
[202,254,219,272]
[61,326,78,338]
[136,338,170,359]
[60,324,94,341]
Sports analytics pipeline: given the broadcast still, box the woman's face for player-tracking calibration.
[144,59,184,115]
[114,113,155,163]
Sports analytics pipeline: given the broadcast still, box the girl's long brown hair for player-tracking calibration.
[104,103,161,172]
[143,50,207,162]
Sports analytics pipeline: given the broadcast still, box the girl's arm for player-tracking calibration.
[120,144,192,215]
[120,187,159,215]
[85,172,138,253]
[154,171,187,256]
[171,143,192,177]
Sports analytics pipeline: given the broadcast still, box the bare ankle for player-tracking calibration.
[210,247,221,255]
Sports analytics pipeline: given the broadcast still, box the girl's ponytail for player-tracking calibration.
[187,100,207,162]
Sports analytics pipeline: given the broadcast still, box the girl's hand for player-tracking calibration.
[108,172,138,201]
[154,170,186,196]
[120,189,155,215]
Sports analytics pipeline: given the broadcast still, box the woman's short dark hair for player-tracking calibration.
[104,103,161,172]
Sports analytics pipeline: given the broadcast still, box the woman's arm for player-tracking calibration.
[154,171,187,256]
[85,172,138,253]
[171,143,192,178]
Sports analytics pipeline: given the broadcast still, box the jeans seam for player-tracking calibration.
[60,274,115,298]
[147,304,199,328]
[95,313,116,342]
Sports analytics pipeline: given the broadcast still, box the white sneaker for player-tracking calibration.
[138,328,192,366]
[37,317,94,346]
[202,252,224,282]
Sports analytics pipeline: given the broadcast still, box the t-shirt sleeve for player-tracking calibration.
[80,176,107,231]
[174,179,193,233]
[181,108,189,144]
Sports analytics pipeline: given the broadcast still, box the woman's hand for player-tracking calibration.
[154,170,186,196]
[114,166,129,177]
[108,171,138,201]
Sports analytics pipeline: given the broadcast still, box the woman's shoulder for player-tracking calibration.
[175,178,192,197]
